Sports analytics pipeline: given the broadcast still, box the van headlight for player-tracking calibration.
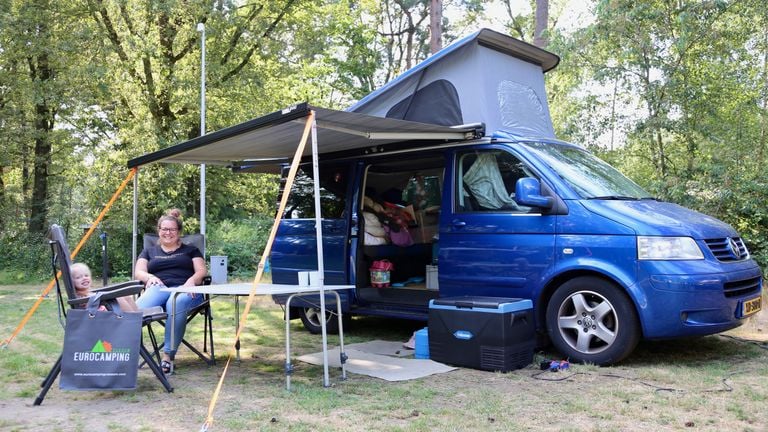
[637,236,704,260]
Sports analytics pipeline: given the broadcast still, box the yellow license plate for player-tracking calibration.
[742,296,762,317]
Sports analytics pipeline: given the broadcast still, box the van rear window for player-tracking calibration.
[279,164,349,219]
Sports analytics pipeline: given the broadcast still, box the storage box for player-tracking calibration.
[425,265,438,290]
[210,256,228,284]
[428,296,534,372]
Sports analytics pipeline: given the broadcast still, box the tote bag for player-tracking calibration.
[60,294,142,390]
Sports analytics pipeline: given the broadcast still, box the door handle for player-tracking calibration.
[452,219,467,228]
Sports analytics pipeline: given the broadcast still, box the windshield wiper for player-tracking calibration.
[586,195,641,200]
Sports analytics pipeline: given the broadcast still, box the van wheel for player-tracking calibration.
[546,277,640,365]
[298,307,340,334]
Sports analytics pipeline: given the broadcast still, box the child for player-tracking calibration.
[71,262,139,312]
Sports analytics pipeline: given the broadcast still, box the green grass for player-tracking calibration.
[1,283,767,431]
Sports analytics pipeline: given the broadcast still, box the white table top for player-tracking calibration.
[161,283,355,296]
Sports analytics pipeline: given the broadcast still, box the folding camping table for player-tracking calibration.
[162,283,354,389]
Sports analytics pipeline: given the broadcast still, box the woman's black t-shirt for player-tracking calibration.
[139,243,203,287]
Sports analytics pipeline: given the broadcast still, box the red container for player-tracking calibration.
[370,260,394,288]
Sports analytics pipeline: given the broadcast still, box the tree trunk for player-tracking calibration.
[534,0,549,48]
[760,28,767,162]
[430,0,442,54]
[655,130,666,177]
[27,50,55,234]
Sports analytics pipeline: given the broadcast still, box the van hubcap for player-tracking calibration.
[557,291,618,354]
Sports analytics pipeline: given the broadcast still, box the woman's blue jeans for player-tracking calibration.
[136,284,205,357]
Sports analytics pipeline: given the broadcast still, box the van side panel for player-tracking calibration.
[439,146,556,298]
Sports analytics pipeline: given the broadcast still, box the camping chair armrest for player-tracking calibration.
[91,280,144,293]
[91,283,143,300]
[67,284,142,309]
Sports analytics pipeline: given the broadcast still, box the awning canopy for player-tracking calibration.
[127,102,482,170]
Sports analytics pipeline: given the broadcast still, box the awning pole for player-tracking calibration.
[197,23,207,242]
[132,169,138,278]
[309,112,330,387]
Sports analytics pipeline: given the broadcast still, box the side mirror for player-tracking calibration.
[515,177,554,209]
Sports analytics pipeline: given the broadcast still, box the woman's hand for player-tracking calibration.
[146,275,164,288]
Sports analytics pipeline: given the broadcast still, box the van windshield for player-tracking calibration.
[520,142,652,200]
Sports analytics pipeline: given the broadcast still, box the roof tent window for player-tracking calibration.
[497,80,552,137]
[386,79,463,126]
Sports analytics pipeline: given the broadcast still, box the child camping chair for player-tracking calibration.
[141,233,216,366]
[34,224,172,406]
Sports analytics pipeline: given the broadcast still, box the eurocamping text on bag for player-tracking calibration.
[60,294,142,390]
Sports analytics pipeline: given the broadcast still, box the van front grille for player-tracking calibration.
[723,277,761,298]
[704,237,749,262]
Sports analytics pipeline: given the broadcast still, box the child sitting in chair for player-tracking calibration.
[71,262,139,312]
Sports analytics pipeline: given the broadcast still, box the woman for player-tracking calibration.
[134,211,207,373]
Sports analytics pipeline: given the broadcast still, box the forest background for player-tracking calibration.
[0,0,766,282]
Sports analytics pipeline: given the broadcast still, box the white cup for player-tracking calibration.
[297,271,309,287]
[309,271,321,287]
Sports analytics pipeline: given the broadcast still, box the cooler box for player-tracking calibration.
[428,296,534,372]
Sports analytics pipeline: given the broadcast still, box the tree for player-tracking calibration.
[430,0,443,53]
[552,0,768,267]
[0,1,89,235]
[533,0,548,48]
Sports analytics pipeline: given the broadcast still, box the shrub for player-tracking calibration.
[206,216,273,279]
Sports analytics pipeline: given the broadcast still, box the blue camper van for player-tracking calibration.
[269,29,763,365]
[127,29,763,366]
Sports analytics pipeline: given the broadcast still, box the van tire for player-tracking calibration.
[298,307,341,334]
[546,277,640,365]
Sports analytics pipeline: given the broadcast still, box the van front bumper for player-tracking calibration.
[636,261,763,339]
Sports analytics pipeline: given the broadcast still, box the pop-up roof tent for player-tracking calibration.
[127,28,559,171]
[349,28,560,139]
[125,29,560,388]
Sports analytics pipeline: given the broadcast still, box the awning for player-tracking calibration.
[126,102,482,170]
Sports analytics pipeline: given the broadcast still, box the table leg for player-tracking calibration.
[169,292,178,374]
[235,295,241,361]
[332,291,347,381]
[283,291,347,390]
[285,293,297,391]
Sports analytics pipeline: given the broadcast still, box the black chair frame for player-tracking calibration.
[34,225,173,406]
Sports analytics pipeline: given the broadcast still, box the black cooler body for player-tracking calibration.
[428,296,534,372]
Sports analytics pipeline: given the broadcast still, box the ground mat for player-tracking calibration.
[297,340,456,381]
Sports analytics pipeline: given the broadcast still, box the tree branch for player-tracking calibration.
[221,0,298,82]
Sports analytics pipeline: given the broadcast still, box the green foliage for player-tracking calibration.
[1,0,767,277]
[206,216,275,278]
[0,231,49,282]
[548,0,768,270]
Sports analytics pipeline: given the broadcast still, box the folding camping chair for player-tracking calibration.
[34,225,173,406]
[141,233,215,366]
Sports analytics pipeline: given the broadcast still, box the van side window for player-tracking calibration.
[279,164,348,219]
[457,150,533,213]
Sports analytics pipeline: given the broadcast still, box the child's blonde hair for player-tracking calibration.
[70,262,91,277]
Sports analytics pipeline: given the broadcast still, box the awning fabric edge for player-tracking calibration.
[127,103,311,168]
